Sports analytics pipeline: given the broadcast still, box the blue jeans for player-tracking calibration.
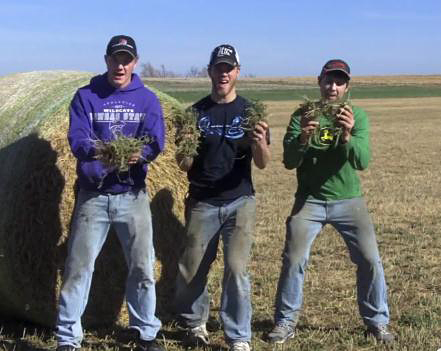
[56,189,161,348]
[274,197,390,327]
[174,195,256,343]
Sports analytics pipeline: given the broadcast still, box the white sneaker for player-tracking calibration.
[366,324,395,343]
[229,341,251,351]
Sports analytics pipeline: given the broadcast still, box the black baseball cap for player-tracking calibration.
[320,59,350,80]
[209,44,240,67]
[106,35,137,58]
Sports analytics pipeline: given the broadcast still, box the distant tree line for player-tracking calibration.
[140,62,208,78]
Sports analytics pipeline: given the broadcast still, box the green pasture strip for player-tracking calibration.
[350,85,441,99]
[143,78,316,91]
[150,89,319,103]
[151,85,441,103]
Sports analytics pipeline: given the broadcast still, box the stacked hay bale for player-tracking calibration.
[0,71,188,327]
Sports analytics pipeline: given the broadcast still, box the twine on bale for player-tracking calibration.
[0,71,188,327]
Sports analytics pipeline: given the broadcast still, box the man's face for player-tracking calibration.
[105,52,138,89]
[209,62,240,99]
[318,71,349,102]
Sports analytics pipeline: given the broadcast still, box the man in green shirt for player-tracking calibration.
[268,59,394,344]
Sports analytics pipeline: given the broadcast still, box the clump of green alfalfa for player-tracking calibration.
[298,95,352,148]
[299,95,352,121]
[173,106,200,157]
[243,99,268,131]
[94,135,153,172]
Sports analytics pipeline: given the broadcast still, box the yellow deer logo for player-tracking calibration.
[320,128,334,143]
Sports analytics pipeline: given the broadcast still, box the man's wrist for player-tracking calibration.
[340,132,352,144]
[298,134,308,146]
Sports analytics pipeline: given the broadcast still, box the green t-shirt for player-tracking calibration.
[283,105,371,200]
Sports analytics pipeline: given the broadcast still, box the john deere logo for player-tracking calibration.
[319,127,335,144]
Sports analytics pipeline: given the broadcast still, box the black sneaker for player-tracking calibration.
[137,338,165,351]
[267,322,295,344]
[366,324,395,343]
[229,341,251,351]
[184,324,210,347]
[56,346,78,351]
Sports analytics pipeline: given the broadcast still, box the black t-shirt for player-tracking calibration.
[188,95,254,205]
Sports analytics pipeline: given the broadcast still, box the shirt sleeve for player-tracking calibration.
[283,110,309,169]
[338,106,371,170]
[138,94,165,163]
[67,91,96,161]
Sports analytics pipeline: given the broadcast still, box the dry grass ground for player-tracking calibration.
[1,97,440,350]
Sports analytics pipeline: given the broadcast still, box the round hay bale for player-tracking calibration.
[0,71,187,327]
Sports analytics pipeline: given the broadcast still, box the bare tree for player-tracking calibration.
[198,66,209,77]
[186,66,209,78]
[140,62,161,77]
[141,62,210,78]
[187,66,199,77]
[140,62,179,78]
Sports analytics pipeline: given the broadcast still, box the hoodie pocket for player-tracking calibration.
[79,160,109,188]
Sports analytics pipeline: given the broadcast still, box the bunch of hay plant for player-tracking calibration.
[173,106,201,158]
[298,94,352,149]
[243,99,269,131]
[94,133,153,173]
[297,96,323,120]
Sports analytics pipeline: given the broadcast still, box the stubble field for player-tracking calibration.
[0,78,440,350]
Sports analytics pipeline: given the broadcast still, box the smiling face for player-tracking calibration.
[209,62,240,103]
[318,71,349,102]
[105,52,138,89]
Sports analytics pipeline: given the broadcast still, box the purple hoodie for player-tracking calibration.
[68,73,165,193]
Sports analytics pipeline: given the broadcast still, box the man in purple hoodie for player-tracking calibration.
[55,35,165,351]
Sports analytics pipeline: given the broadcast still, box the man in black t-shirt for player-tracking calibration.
[174,44,270,351]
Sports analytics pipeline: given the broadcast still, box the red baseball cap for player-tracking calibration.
[320,59,350,80]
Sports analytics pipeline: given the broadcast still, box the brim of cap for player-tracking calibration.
[323,68,350,79]
[109,49,136,58]
[211,58,238,66]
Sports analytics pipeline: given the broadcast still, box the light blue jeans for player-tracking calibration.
[174,195,256,343]
[56,189,161,348]
[274,197,390,328]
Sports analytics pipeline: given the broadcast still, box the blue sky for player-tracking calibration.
[1,0,440,77]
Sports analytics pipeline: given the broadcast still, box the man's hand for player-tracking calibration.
[250,121,270,169]
[336,105,354,143]
[299,116,319,145]
[128,151,142,165]
[175,153,194,172]
[250,121,269,144]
